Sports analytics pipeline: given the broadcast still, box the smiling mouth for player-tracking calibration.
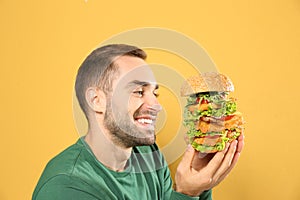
[137,118,153,124]
[134,116,156,128]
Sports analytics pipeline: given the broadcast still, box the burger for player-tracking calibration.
[181,72,245,153]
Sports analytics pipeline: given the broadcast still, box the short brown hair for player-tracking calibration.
[75,44,147,118]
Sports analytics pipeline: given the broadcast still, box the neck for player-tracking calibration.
[84,123,132,172]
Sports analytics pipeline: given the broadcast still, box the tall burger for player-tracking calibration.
[181,72,245,153]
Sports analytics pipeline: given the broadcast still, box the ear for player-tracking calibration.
[85,87,106,114]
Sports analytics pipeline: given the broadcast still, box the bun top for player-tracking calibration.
[180,72,234,96]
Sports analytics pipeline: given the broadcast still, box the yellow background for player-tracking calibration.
[1,0,300,199]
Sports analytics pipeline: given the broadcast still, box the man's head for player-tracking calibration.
[75,44,147,118]
[75,44,162,147]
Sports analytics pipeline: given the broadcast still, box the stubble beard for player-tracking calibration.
[104,101,156,148]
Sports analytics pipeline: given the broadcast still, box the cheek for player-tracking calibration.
[128,97,143,114]
[111,91,130,111]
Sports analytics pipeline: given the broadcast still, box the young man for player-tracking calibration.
[32,44,244,200]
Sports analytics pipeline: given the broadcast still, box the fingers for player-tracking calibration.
[177,145,196,172]
[212,140,237,180]
[175,137,244,196]
[202,142,230,176]
[212,135,245,185]
[236,134,245,153]
[192,152,214,171]
[184,134,190,145]
[175,145,199,196]
[224,140,238,166]
[222,134,245,176]
[214,134,245,177]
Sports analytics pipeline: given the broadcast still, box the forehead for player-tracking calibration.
[114,56,157,87]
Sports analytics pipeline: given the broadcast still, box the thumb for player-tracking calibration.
[178,144,195,170]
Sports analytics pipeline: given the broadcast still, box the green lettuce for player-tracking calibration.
[183,92,237,128]
[191,137,227,153]
[183,92,242,152]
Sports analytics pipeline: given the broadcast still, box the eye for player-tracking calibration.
[153,91,160,97]
[133,90,144,97]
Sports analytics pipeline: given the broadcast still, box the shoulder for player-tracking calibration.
[42,139,86,176]
[33,139,95,199]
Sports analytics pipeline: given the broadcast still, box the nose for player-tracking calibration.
[147,103,162,113]
[145,94,162,113]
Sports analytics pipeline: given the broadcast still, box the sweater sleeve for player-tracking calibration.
[160,152,212,200]
[170,190,212,200]
[199,190,212,200]
[164,168,212,200]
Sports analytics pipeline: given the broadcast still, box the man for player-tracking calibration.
[32,44,244,200]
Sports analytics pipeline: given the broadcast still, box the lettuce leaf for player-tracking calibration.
[191,137,227,152]
[183,91,240,150]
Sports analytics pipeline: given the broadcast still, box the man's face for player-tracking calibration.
[104,56,162,148]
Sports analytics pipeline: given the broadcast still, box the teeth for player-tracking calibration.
[137,118,153,124]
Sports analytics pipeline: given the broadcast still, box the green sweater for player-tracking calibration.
[32,138,212,200]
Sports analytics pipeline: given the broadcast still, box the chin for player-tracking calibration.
[135,134,156,146]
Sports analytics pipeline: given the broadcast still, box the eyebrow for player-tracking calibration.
[126,80,159,89]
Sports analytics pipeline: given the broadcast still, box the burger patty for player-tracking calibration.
[194,135,222,146]
[196,112,244,133]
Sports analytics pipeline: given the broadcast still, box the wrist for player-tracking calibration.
[174,184,203,197]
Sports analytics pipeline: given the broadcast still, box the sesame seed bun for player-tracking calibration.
[180,72,234,96]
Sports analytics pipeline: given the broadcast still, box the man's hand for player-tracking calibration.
[175,134,245,197]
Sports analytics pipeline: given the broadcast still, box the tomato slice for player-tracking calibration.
[201,99,209,104]
[223,115,235,121]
